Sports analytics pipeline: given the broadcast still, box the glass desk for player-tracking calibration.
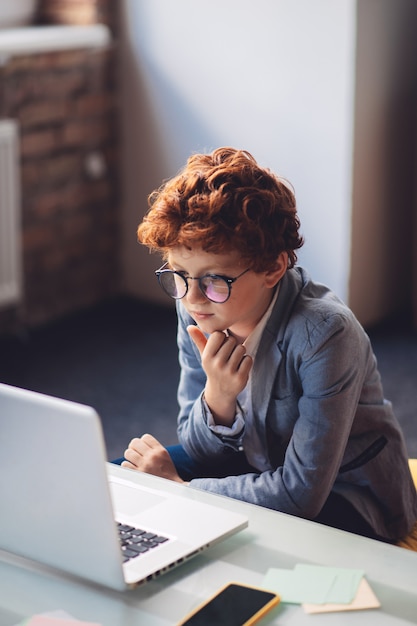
[1,463,416,625]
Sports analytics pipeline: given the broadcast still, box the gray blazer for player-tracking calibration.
[176,267,417,540]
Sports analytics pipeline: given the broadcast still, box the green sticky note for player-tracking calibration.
[295,565,364,604]
[263,567,337,604]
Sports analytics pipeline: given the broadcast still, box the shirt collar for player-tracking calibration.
[242,284,280,358]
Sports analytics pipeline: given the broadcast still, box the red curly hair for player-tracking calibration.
[137,147,304,272]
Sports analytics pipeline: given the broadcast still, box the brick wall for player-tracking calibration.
[0,25,120,333]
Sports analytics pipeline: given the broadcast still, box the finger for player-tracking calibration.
[124,447,140,463]
[238,353,253,377]
[187,325,208,355]
[127,437,143,453]
[208,332,245,363]
[121,459,137,470]
[227,343,249,368]
[207,330,229,350]
[122,448,140,468]
[127,435,158,456]
[141,433,162,448]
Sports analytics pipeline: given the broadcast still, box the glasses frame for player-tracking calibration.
[155,263,250,303]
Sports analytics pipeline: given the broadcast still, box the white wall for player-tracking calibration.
[118,0,357,304]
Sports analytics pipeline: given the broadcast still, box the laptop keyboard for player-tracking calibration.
[117,522,169,563]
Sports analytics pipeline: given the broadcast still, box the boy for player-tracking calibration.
[121,147,417,542]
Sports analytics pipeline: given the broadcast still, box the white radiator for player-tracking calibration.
[0,119,21,308]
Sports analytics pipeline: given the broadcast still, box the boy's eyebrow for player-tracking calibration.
[166,262,187,273]
[167,258,244,275]
[167,262,215,276]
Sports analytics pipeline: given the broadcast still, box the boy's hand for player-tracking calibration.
[122,434,185,483]
[187,325,252,427]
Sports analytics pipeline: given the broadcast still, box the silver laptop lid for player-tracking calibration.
[0,383,126,590]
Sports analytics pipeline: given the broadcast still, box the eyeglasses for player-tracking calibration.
[155,263,250,303]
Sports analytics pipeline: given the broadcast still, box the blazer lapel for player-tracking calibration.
[250,269,304,438]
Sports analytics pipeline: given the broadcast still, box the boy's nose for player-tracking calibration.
[185,279,206,304]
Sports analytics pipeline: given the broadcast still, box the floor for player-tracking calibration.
[0,297,180,461]
[0,296,416,461]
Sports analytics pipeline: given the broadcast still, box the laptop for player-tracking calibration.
[0,383,248,591]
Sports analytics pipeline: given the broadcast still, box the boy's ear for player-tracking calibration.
[264,251,288,287]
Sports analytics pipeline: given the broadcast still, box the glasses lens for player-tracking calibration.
[159,271,187,299]
[200,276,230,303]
